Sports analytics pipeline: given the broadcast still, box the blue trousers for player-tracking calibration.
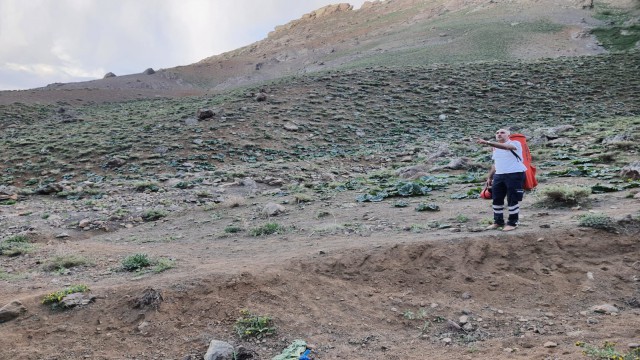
[492,172,525,226]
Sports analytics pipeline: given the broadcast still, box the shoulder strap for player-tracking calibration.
[510,149,522,162]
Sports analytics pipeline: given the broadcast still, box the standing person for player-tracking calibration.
[476,128,527,231]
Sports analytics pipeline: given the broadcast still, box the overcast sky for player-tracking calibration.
[0,0,368,90]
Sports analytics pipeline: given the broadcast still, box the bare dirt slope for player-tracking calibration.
[0,187,639,359]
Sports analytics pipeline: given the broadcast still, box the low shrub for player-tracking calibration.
[250,223,284,236]
[142,209,167,221]
[538,185,590,206]
[122,253,151,271]
[42,254,90,272]
[0,235,33,256]
[152,258,175,273]
[133,181,159,192]
[578,213,617,232]
[234,309,276,338]
[415,203,440,212]
[224,226,243,234]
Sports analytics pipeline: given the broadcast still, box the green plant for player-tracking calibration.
[455,214,469,223]
[42,284,90,308]
[403,307,428,320]
[0,270,27,281]
[578,213,617,232]
[224,226,243,234]
[122,253,151,271]
[538,185,590,206]
[415,203,440,212]
[576,340,640,360]
[234,309,276,338]
[4,235,28,243]
[152,258,175,273]
[393,200,409,207]
[42,254,89,272]
[133,181,159,192]
[0,236,33,256]
[142,209,167,221]
[250,222,284,236]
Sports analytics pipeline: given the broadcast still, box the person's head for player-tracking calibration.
[495,128,510,142]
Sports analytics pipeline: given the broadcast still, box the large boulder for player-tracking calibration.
[103,72,116,78]
[621,161,640,180]
[0,300,27,323]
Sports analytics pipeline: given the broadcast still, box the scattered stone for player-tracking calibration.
[137,320,150,333]
[591,304,619,314]
[629,343,640,349]
[0,300,27,323]
[204,340,234,360]
[262,202,286,217]
[459,315,469,324]
[105,157,127,169]
[35,183,63,195]
[131,288,163,310]
[543,342,558,348]
[283,123,299,131]
[447,319,462,331]
[235,345,259,359]
[60,293,96,308]
[55,232,70,238]
[197,109,214,120]
[441,337,452,345]
[255,92,267,102]
[503,348,515,353]
[461,292,472,300]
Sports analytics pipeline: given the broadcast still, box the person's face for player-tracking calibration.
[495,129,509,142]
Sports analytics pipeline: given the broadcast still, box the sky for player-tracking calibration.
[0,0,369,90]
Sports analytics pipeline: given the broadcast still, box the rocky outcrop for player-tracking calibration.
[269,4,353,36]
[621,161,640,180]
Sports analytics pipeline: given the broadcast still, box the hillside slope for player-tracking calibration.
[2,0,637,105]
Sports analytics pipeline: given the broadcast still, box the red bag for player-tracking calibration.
[480,185,492,199]
[509,133,538,190]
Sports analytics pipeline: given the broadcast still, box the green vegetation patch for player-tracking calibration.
[121,253,152,271]
[234,309,276,339]
[578,213,617,232]
[42,284,90,309]
[576,340,640,360]
[42,254,90,272]
[592,25,640,51]
[250,222,285,236]
[0,235,34,256]
[537,185,591,207]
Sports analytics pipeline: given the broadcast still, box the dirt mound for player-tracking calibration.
[1,229,638,359]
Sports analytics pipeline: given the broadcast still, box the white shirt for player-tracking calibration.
[492,140,527,174]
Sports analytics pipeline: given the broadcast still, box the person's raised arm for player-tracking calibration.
[475,138,516,150]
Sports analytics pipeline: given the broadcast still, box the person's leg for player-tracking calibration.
[491,174,507,226]
[505,172,525,227]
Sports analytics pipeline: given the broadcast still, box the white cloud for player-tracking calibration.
[0,0,368,90]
